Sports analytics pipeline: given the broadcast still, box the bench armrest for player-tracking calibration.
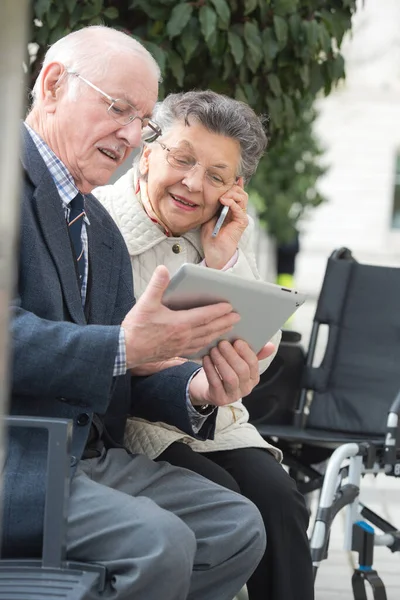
[4,416,72,567]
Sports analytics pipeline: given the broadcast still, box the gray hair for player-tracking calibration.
[31,25,161,105]
[149,90,268,184]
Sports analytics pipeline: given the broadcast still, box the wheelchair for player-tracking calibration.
[243,247,400,600]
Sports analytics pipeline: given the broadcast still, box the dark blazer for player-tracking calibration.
[3,126,217,556]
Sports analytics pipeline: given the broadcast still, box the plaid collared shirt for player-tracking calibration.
[25,124,126,376]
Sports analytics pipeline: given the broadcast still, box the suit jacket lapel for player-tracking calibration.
[21,126,86,325]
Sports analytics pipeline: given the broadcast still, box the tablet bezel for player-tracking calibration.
[162,263,306,360]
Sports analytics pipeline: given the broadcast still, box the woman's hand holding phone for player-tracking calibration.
[201,177,249,269]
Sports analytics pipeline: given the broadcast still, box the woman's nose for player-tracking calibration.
[181,164,204,191]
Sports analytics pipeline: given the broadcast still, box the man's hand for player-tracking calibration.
[189,340,275,407]
[122,266,240,369]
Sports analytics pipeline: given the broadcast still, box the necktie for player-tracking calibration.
[68,193,86,286]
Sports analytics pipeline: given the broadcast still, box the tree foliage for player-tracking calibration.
[30,0,357,241]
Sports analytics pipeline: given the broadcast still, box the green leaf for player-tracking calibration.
[266,96,283,129]
[169,50,185,86]
[141,40,167,75]
[282,94,295,128]
[299,65,309,89]
[288,13,301,40]
[209,0,230,30]
[244,21,262,73]
[262,27,279,64]
[235,84,248,103]
[199,5,217,43]
[46,5,60,30]
[267,73,282,96]
[131,0,169,20]
[244,0,258,16]
[103,7,119,20]
[49,24,67,45]
[35,0,52,21]
[273,15,288,49]
[228,30,244,66]
[302,20,319,52]
[69,4,83,29]
[166,3,193,39]
[180,25,199,62]
[243,83,257,105]
[65,0,77,15]
[222,52,233,80]
[273,0,298,17]
[90,16,104,25]
[81,3,99,20]
[319,23,332,54]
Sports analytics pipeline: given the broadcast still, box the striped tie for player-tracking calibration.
[68,193,85,286]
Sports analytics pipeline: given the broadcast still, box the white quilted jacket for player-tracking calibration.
[94,169,282,461]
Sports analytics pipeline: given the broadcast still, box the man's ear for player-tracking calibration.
[139,145,152,176]
[41,62,67,112]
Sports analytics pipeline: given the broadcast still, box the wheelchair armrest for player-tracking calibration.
[383,392,400,477]
[4,415,73,567]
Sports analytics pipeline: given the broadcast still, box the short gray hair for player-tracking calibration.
[151,90,268,183]
[31,25,161,105]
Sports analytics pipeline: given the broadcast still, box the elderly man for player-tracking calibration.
[4,25,272,600]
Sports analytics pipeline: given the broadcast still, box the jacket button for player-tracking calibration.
[172,243,181,254]
[76,413,90,426]
[70,455,77,467]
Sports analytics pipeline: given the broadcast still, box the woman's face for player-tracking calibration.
[140,120,241,235]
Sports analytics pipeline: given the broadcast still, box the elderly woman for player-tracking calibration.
[94,91,313,600]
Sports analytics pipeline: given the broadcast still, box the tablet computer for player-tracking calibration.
[162,263,306,359]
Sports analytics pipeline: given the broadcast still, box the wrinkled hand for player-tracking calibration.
[189,340,275,407]
[201,177,249,269]
[122,266,240,369]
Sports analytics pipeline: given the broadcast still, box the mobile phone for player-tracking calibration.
[211,205,229,237]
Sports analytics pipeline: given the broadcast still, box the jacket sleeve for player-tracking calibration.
[11,301,120,413]
[130,362,218,441]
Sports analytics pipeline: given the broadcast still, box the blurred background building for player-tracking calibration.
[296,0,400,297]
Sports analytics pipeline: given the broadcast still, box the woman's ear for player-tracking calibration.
[139,145,152,176]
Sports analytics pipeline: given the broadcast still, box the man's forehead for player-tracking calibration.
[103,56,158,110]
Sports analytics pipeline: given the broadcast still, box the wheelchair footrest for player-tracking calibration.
[352,568,387,600]
[0,565,100,600]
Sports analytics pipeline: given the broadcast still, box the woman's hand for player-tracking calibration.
[201,177,249,270]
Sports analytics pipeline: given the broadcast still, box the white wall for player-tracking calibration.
[296,0,400,297]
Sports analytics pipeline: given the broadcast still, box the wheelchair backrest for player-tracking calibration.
[305,248,400,435]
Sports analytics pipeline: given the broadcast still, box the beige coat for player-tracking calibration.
[94,169,282,461]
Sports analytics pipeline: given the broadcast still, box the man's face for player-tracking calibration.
[48,57,158,193]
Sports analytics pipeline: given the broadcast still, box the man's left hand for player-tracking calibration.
[189,340,275,407]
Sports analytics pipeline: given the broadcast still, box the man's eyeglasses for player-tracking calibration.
[156,141,236,189]
[66,71,162,143]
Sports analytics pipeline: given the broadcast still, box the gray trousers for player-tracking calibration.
[66,448,266,600]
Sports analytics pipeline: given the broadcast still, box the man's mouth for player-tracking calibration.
[170,193,197,208]
[99,148,120,161]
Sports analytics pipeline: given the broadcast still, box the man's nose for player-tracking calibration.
[115,118,143,149]
[181,164,204,192]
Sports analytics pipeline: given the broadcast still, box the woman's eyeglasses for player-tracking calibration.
[156,141,236,188]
